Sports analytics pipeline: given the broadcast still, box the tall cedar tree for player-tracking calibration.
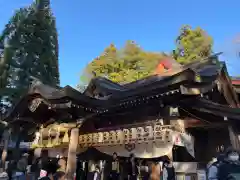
[173,25,213,64]
[0,0,60,112]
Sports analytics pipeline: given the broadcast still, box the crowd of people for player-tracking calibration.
[3,151,66,180]
[1,147,240,180]
[207,147,240,180]
[2,151,175,180]
[76,152,175,180]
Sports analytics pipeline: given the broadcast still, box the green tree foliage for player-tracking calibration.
[0,0,60,111]
[0,46,8,91]
[0,46,15,116]
[83,41,167,84]
[173,25,213,64]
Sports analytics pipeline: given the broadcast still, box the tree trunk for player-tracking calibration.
[66,128,79,180]
[0,129,10,172]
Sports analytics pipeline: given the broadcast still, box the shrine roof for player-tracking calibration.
[179,98,240,120]
[84,58,221,98]
[5,53,240,129]
[231,77,240,94]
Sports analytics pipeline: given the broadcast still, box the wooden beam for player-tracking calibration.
[186,122,228,129]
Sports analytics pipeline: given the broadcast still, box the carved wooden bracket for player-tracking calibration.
[62,130,69,143]
[47,128,52,147]
[28,98,42,112]
[52,126,60,146]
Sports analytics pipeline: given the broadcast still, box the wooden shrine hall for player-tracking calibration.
[2,54,240,178]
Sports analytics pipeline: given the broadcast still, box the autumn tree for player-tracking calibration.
[82,41,167,84]
[173,25,213,64]
[86,43,118,80]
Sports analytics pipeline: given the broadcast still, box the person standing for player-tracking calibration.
[33,150,50,178]
[139,160,149,180]
[93,165,101,180]
[38,160,59,180]
[207,155,225,180]
[16,153,29,180]
[122,158,129,180]
[76,161,85,180]
[57,157,66,172]
[6,160,16,180]
[162,160,175,180]
[109,152,120,180]
[217,147,240,180]
[54,171,65,180]
[127,153,138,180]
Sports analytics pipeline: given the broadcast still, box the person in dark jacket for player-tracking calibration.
[217,147,240,180]
[93,165,101,180]
[40,177,52,180]
[139,160,149,180]
[109,152,120,180]
[122,158,129,180]
[33,150,51,179]
[127,153,139,180]
[207,155,225,180]
[54,171,65,180]
[7,160,17,180]
[76,161,85,180]
[162,159,175,180]
[39,160,59,180]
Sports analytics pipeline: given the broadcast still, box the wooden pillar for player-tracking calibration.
[224,116,240,150]
[66,128,79,180]
[228,125,240,150]
[0,128,11,171]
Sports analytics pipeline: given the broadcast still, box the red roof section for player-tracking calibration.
[232,80,240,85]
[155,58,180,74]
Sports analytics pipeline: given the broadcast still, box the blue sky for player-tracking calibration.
[0,0,240,87]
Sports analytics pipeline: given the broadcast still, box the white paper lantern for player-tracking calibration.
[92,133,99,146]
[116,130,124,144]
[143,126,153,142]
[109,130,116,144]
[86,134,93,145]
[123,129,130,144]
[136,127,144,143]
[79,135,84,144]
[129,128,137,142]
[164,130,172,143]
[103,132,110,145]
[98,132,103,144]
[81,135,87,146]
[154,124,164,142]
